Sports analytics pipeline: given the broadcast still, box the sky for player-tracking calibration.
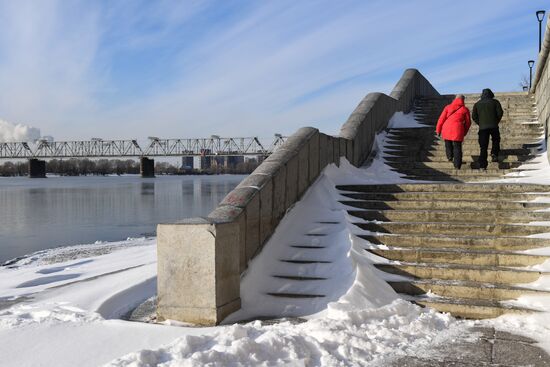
[0,0,547,140]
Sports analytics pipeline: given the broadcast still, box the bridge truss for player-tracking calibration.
[0,136,287,159]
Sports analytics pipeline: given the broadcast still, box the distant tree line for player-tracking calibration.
[0,158,260,177]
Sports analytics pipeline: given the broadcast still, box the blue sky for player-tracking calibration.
[0,0,547,140]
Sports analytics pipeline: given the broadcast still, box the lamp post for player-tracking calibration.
[537,10,546,53]
[528,60,535,90]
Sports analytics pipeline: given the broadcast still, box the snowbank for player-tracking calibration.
[2,111,550,366]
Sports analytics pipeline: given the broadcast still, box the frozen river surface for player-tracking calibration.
[0,175,244,263]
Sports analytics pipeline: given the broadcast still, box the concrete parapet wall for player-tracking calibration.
[532,17,550,155]
[157,68,440,325]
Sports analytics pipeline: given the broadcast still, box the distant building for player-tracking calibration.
[225,155,244,168]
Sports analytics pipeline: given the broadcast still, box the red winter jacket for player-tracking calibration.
[435,98,471,142]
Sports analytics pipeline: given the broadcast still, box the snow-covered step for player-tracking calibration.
[337,183,550,193]
[340,190,548,201]
[359,233,550,251]
[374,263,546,284]
[388,279,550,301]
[356,221,550,236]
[348,209,550,223]
[368,248,548,267]
[341,198,550,211]
[410,296,537,319]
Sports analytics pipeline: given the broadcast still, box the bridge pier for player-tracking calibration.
[140,157,155,178]
[28,159,46,178]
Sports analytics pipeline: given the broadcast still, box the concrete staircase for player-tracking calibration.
[337,93,550,319]
[385,93,542,181]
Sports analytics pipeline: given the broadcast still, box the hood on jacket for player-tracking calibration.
[481,88,494,99]
[451,97,465,107]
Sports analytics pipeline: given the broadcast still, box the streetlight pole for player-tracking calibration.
[528,60,535,90]
[537,10,546,53]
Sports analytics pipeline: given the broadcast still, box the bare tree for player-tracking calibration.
[519,74,530,90]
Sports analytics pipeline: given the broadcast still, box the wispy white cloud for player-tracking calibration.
[0,0,546,140]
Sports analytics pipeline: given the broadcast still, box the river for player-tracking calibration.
[0,175,245,263]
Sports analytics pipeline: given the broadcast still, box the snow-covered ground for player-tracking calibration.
[2,112,550,366]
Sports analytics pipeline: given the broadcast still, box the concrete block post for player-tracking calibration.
[339,139,346,164]
[326,135,334,166]
[28,159,46,178]
[285,153,299,210]
[297,144,309,197]
[220,186,261,263]
[308,132,320,183]
[140,157,155,178]
[251,161,285,238]
[157,217,242,325]
[319,133,328,169]
[333,137,340,167]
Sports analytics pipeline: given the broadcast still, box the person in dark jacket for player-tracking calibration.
[436,95,471,169]
[472,88,503,169]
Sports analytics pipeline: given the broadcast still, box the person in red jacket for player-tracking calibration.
[435,94,471,169]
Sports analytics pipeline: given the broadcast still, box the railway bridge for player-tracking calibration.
[0,135,286,177]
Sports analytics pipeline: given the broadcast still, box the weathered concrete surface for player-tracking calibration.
[390,327,550,367]
[157,69,441,325]
[531,18,550,163]
[156,219,241,325]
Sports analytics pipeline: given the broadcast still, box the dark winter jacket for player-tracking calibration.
[472,89,503,130]
[436,98,471,142]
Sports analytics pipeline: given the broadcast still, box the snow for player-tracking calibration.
[2,111,550,366]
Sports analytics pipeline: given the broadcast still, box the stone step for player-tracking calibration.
[385,152,539,162]
[374,263,545,284]
[387,129,542,136]
[398,175,512,182]
[385,141,540,149]
[414,115,539,122]
[384,146,540,155]
[411,296,536,319]
[267,292,325,298]
[388,131,543,138]
[386,161,524,170]
[348,209,550,223]
[414,112,538,119]
[388,168,530,177]
[415,105,535,111]
[356,221,550,236]
[389,279,548,301]
[385,147,539,155]
[386,140,542,147]
[341,198,549,211]
[384,154,536,163]
[341,190,548,202]
[368,248,548,267]
[395,131,541,138]
[336,183,550,193]
[359,233,549,251]
[415,118,540,125]
[414,109,537,116]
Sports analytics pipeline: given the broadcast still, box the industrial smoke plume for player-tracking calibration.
[0,119,41,142]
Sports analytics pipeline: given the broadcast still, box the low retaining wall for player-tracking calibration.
[532,17,550,150]
[157,68,439,325]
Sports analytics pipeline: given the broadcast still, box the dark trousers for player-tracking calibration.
[444,140,463,169]
[478,128,501,169]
